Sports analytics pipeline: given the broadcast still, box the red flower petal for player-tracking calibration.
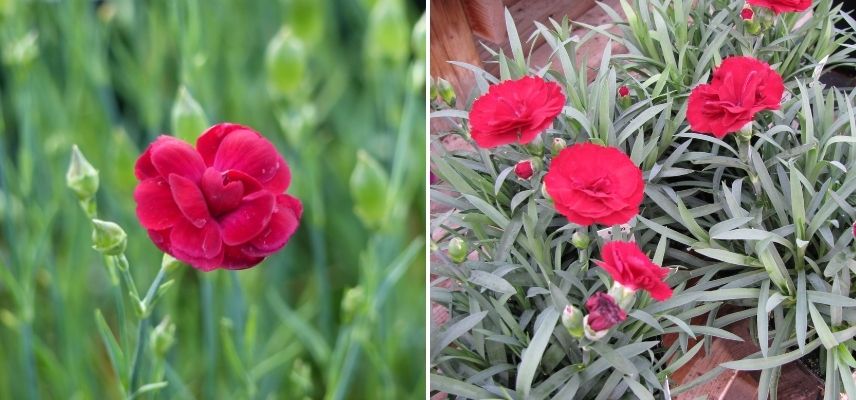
[168,174,211,228]
[169,218,223,270]
[244,194,302,256]
[597,241,673,301]
[200,168,244,216]
[220,191,276,246]
[134,178,183,230]
[211,128,291,192]
[747,0,811,14]
[196,123,247,166]
[220,245,265,270]
[150,136,206,182]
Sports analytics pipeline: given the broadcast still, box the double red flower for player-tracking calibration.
[687,56,784,138]
[134,123,302,271]
[468,76,565,148]
[544,143,644,226]
[747,0,811,14]
[596,241,672,301]
[585,292,627,331]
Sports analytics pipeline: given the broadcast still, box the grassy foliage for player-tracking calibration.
[0,0,425,398]
[431,1,856,398]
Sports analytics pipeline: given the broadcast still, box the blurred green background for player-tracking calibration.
[0,0,426,398]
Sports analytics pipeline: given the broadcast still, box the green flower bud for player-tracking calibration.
[350,150,389,228]
[410,60,425,92]
[430,78,440,102]
[161,253,183,273]
[341,286,365,323]
[561,305,583,338]
[171,86,208,143]
[66,145,99,200]
[412,13,426,60]
[551,137,567,156]
[448,237,469,264]
[571,231,590,250]
[437,78,456,107]
[737,123,753,142]
[524,135,544,156]
[149,316,176,357]
[266,27,307,98]
[291,0,324,43]
[608,281,637,310]
[91,219,127,256]
[366,0,409,63]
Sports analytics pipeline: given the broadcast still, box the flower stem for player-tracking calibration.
[129,264,168,393]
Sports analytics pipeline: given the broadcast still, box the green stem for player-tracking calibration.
[129,265,168,394]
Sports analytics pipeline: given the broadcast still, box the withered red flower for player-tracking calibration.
[134,123,302,271]
[468,76,565,148]
[747,0,811,14]
[596,241,672,301]
[514,160,534,180]
[544,143,644,226]
[585,292,627,331]
[687,56,784,138]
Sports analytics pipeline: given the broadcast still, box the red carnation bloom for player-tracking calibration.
[134,123,302,271]
[741,6,754,20]
[514,160,534,180]
[687,56,784,138]
[468,76,565,148]
[596,241,672,301]
[617,85,630,97]
[544,143,644,226]
[585,292,627,331]
[747,0,811,14]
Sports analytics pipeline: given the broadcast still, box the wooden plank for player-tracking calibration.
[429,0,482,98]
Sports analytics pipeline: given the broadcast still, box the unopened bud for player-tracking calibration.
[448,237,468,263]
[607,281,637,310]
[266,27,307,97]
[341,286,365,323]
[91,219,127,255]
[412,13,426,60]
[149,316,176,357]
[350,150,389,228]
[741,5,754,20]
[524,135,544,156]
[583,315,609,340]
[514,160,534,180]
[571,231,590,249]
[171,86,208,143]
[366,0,409,63]
[551,138,567,156]
[562,305,584,338]
[161,253,183,272]
[66,145,99,200]
[437,78,456,107]
[618,85,630,97]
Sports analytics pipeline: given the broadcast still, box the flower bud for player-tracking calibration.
[341,286,365,323]
[524,135,544,156]
[618,85,630,97]
[737,123,753,142]
[607,281,637,310]
[741,6,754,20]
[551,137,567,156]
[448,237,468,263]
[290,0,324,43]
[171,86,208,143]
[514,160,534,180]
[583,292,627,340]
[412,13,426,60]
[91,219,127,255]
[430,78,440,102]
[265,27,307,98]
[410,60,425,92]
[161,253,183,272]
[149,315,176,357]
[437,78,456,107]
[562,304,584,338]
[366,0,409,64]
[66,145,99,200]
[350,150,389,228]
[571,231,590,249]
